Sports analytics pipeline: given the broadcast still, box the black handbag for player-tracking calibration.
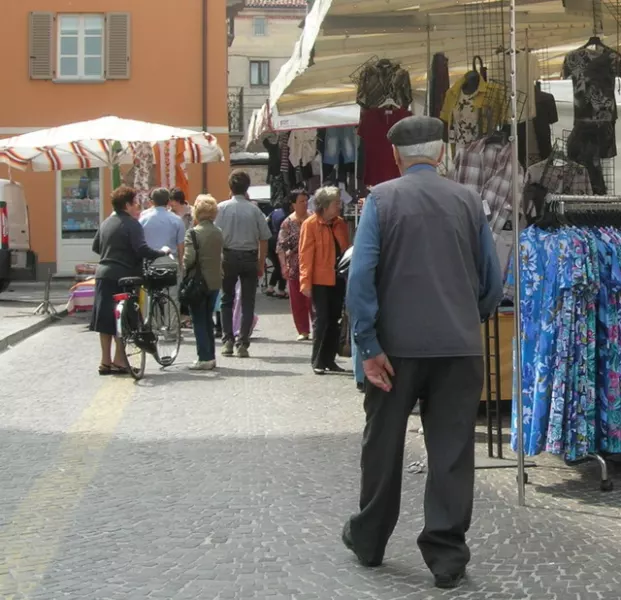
[179,229,209,306]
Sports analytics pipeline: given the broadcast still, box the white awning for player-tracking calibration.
[270,0,615,114]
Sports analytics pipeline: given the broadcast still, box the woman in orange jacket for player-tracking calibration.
[299,186,351,375]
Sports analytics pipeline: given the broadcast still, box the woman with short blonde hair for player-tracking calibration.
[182,194,223,370]
[193,194,219,223]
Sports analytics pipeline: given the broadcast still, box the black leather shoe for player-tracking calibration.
[341,522,382,568]
[326,363,345,373]
[356,382,365,393]
[434,570,466,589]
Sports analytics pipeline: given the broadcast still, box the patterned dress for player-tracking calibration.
[276,216,304,281]
[512,226,611,461]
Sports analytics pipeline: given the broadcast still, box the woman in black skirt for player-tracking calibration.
[91,186,168,375]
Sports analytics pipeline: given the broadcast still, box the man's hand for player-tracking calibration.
[301,287,312,298]
[363,353,395,392]
[257,261,265,278]
[160,245,171,255]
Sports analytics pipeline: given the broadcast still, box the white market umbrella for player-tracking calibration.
[0,115,225,172]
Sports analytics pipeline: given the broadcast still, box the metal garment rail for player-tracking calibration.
[509,0,526,506]
[539,192,621,491]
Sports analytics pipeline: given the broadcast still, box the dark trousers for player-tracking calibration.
[189,290,220,361]
[221,250,259,348]
[268,239,286,292]
[311,281,345,369]
[348,356,483,575]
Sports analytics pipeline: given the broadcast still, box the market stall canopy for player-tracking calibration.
[270,0,620,114]
[0,116,225,172]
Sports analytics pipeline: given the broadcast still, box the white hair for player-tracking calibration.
[314,186,341,213]
[395,140,444,161]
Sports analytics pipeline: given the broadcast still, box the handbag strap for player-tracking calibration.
[189,229,201,277]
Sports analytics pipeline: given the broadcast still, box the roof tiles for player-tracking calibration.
[245,0,307,8]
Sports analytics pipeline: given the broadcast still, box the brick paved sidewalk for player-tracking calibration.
[0,297,620,599]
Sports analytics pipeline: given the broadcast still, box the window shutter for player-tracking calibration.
[105,12,131,80]
[29,12,53,80]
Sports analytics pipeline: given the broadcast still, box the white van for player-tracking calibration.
[0,180,31,292]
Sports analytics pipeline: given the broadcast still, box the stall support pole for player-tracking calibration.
[524,29,530,172]
[510,0,526,506]
[425,18,431,116]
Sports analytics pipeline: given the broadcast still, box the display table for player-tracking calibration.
[481,309,514,402]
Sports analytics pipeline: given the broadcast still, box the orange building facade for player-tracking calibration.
[0,0,230,277]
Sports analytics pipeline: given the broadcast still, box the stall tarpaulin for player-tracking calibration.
[246,103,361,147]
[0,116,224,172]
[268,0,611,115]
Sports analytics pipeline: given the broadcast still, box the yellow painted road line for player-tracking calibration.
[0,378,135,599]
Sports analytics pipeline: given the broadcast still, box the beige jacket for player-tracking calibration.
[183,220,223,291]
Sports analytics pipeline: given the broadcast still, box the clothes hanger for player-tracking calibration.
[581,35,606,48]
[485,128,508,146]
[379,97,398,109]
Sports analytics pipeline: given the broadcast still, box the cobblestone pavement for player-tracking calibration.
[1,297,621,600]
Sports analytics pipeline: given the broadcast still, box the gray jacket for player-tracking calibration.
[183,220,223,291]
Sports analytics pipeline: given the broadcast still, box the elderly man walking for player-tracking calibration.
[342,116,503,589]
[216,170,272,358]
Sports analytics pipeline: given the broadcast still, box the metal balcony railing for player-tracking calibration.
[228,87,244,135]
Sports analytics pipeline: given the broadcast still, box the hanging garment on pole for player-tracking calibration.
[429,53,449,119]
[533,87,558,161]
[153,139,189,200]
[563,45,621,191]
[356,59,413,109]
[358,107,411,185]
[130,142,155,208]
[288,129,317,167]
[449,90,482,147]
[440,77,506,137]
[449,138,524,239]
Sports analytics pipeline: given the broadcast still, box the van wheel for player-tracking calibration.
[0,279,10,294]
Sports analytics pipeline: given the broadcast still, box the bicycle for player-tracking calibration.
[261,255,275,291]
[113,258,182,380]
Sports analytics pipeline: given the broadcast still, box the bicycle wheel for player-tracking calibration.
[120,299,146,380]
[150,291,181,367]
[261,256,274,291]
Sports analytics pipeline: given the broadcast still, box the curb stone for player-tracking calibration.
[0,308,68,354]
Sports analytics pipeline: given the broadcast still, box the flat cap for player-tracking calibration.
[387,116,444,147]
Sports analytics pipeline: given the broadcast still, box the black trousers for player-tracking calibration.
[347,356,483,575]
[311,281,345,369]
[221,249,259,348]
[268,238,286,292]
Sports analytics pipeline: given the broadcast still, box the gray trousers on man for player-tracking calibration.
[347,356,483,575]
[221,249,259,348]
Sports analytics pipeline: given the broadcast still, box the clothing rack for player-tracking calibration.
[533,192,621,491]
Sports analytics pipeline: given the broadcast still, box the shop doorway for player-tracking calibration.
[56,168,103,275]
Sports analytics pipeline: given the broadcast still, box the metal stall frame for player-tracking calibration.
[510,0,527,506]
[540,192,621,492]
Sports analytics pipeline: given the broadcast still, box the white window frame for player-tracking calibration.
[56,14,105,81]
[253,17,267,36]
[249,60,270,87]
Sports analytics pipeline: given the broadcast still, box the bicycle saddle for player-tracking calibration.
[118,276,144,287]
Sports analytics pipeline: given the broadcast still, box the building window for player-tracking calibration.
[250,60,270,86]
[57,14,105,80]
[253,17,267,36]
